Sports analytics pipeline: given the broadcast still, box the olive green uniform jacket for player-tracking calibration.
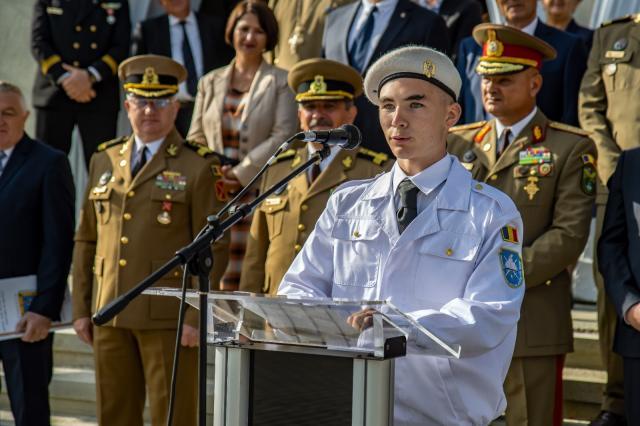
[448,110,596,357]
[72,129,229,329]
[239,146,390,294]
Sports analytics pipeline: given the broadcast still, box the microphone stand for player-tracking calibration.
[93,143,331,426]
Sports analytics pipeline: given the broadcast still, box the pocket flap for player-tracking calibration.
[88,186,112,200]
[332,218,381,241]
[150,186,187,203]
[259,196,289,213]
[419,231,481,261]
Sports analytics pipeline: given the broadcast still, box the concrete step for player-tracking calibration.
[0,409,98,426]
[563,367,605,421]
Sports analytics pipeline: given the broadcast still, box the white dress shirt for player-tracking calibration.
[0,146,15,177]
[307,144,339,181]
[132,136,164,169]
[347,0,399,70]
[413,0,442,13]
[169,12,204,101]
[392,154,450,214]
[516,17,538,36]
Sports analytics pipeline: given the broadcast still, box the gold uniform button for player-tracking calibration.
[294,244,302,252]
[123,213,132,220]
[120,236,129,245]
[75,25,82,32]
[301,204,308,212]
[90,42,97,49]
[127,190,135,198]
[490,175,498,181]
[73,42,80,49]
[119,159,127,167]
[475,184,483,190]
[545,280,552,286]
[165,194,172,200]
[90,25,97,32]
[119,259,127,267]
[297,224,306,232]
[446,248,453,256]
[73,61,80,67]
[353,231,361,238]
[173,271,180,277]
[483,143,491,152]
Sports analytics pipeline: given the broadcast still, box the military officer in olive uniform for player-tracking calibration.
[266,0,352,70]
[71,55,229,426]
[240,58,390,294]
[31,0,131,167]
[579,14,640,426]
[448,25,596,426]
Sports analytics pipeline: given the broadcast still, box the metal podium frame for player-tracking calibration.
[144,289,461,426]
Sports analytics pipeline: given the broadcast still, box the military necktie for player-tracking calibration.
[131,146,149,178]
[396,178,420,234]
[497,128,511,157]
[0,151,6,175]
[348,6,378,73]
[309,162,321,184]
[180,21,198,97]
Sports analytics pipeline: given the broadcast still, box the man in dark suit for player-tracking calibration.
[132,0,234,137]
[322,0,449,156]
[31,0,131,168]
[542,0,593,51]
[598,147,640,424]
[0,81,74,426]
[414,0,483,60]
[456,0,587,126]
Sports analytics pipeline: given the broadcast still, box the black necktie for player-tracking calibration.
[309,163,321,183]
[180,21,198,97]
[498,128,511,157]
[396,178,420,234]
[348,6,378,73]
[131,147,149,178]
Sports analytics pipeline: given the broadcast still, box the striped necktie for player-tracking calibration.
[0,151,7,175]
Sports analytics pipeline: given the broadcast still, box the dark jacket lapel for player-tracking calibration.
[0,135,33,193]
[158,15,172,57]
[367,0,413,72]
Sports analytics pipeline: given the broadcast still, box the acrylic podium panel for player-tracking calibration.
[144,289,462,426]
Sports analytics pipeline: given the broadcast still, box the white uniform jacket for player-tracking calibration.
[279,156,525,425]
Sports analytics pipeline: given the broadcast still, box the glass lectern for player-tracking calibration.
[144,289,461,426]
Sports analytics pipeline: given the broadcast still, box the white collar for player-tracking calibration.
[392,154,452,197]
[514,17,538,36]
[307,144,339,168]
[1,145,15,158]
[168,11,196,26]
[133,135,164,157]
[496,107,538,141]
[360,0,398,13]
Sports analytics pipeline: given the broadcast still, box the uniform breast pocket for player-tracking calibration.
[600,49,638,92]
[330,218,382,288]
[259,197,288,240]
[414,231,480,304]
[150,186,187,227]
[89,187,112,225]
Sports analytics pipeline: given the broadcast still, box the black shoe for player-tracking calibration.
[589,411,627,426]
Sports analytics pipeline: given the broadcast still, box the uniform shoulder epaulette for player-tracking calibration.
[183,139,215,157]
[548,121,590,137]
[356,147,389,166]
[274,148,296,163]
[96,136,127,152]
[601,14,637,27]
[449,121,487,132]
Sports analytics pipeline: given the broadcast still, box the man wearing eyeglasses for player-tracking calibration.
[71,54,229,425]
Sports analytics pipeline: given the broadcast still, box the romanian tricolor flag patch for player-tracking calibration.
[501,225,519,243]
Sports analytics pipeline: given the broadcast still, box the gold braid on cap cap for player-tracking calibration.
[295,75,355,102]
[123,67,178,97]
[475,61,525,75]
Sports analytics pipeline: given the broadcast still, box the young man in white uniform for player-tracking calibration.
[278,46,525,425]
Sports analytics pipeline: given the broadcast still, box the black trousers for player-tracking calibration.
[624,356,640,422]
[0,334,54,426]
[35,107,118,169]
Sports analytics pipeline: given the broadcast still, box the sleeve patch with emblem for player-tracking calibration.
[499,248,524,288]
[501,226,519,243]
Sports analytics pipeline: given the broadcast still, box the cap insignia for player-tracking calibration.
[142,67,160,85]
[486,30,504,57]
[310,75,327,94]
[423,60,436,78]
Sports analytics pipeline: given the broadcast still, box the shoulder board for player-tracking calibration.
[275,148,297,163]
[601,14,636,27]
[183,139,215,157]
[548,121,590,137]
[96,136,127,152]
[449,121,487,132]
[356,147,389,166]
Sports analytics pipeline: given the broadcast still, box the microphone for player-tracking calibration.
[296,124,361,150]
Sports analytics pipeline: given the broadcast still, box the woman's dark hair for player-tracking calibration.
[225,0,279,52]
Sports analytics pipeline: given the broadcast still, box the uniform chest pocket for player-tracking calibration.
[150,186,187,227]
[89,186,112,225]
[600,49,638,92]
[331,218,382,287]
[259,197,288,239]
[414,231,481,303]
